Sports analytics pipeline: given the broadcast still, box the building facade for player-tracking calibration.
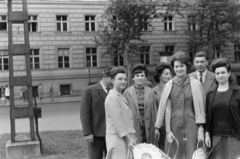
[0,0,240,97]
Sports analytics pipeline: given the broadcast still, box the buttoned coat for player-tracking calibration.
[155,76,206,159]
[189,70,216,95]
[105,89,135,159]
[80,82,106,137]
[124,86,158,146]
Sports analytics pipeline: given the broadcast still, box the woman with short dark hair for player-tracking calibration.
[205,58,240,159]
[155,51,206,159]
[152,62,172,150]
[124,63,158,146]
[105,66,136,159]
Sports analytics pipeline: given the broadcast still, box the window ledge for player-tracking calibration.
[29,32,42,35]
[141,31,152,35]
[163,31,177,35]
[0,31,8,33]
[83,31,99,36]
[54,31,72,35]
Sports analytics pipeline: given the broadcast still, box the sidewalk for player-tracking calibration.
[0,94,81,107]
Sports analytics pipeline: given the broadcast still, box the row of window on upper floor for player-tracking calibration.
[0,46,152,71]
[0,14,199,32]
[0,44,240,71]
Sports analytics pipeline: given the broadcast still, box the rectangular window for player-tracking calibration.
[86,48,97,67]
[189,48,196,63]
[114,54,124,66]
[140,16,149,31]
[237,76,240,86]
[56,15,68,32]
[0,50,9,71]
[188,16,198,31]
[58,48,70,68]
[213,45,221,59]
[85,15,96,31]
[0,15,7,31]
[28,15,38,32]
[165,45,175,53]
[234,45,240,62]
[164,16,174,31]
[140,46,150,65]
[30,49,40,69]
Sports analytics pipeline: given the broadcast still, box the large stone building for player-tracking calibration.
[0,0,240,97]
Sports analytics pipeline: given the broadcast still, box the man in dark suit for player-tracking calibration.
[190,51,216,95]
[80,66,113,159]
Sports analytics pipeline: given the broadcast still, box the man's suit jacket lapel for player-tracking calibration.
[203,70,215,94]
[96,82,107,100]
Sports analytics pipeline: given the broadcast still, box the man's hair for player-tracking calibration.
[194,51,208,60]
[102,66,114,77]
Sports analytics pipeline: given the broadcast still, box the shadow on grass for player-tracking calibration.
[0,130,87,159]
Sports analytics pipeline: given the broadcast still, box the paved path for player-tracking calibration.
[0,96,82,135]
[0,95,81,107]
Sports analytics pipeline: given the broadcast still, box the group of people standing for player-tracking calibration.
[80,50,240,159]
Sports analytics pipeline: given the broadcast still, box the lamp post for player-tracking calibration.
[87,61,91,85]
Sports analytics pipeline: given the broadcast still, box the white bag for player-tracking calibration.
[192,140,209,159]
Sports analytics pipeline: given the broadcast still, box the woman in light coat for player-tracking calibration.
[124,63,158,146]
[105,66,136,159]
[155,51,206,159]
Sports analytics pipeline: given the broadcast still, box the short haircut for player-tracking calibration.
[102,66,114,77]
[131,63,148,78]
[211,58,233,83]
[171,51,192,71]
[109,66,126,79]
[194,51,208,60]
[153,62,172,83]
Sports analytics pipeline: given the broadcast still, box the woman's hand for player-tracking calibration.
[166,131,175,144]
[155,129,160,141]
[198,126,204,141]
[123,135,136,148]
[205,132,211,148]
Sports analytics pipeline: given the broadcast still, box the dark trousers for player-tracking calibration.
[87,136,106,159]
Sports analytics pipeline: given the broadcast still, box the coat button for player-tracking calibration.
[179,116,182,119]
[179,107,182,110]
[180,124,182,127]
[146,117,149,120]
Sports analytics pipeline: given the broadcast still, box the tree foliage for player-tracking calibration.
[169,0,240,58]
[95,0,167,60]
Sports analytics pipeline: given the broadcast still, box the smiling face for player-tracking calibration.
[215,66,230,85]
[194,56,208,73]
[160,68,172,84]
[174,61,187,77]
[133,71,146,87]
[112,73,127,92]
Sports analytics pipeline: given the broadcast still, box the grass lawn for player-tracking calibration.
[0,130,87,159]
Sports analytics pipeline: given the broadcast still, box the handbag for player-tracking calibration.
[192,140,209,159]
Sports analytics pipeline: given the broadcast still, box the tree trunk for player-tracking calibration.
[125,45,132,87]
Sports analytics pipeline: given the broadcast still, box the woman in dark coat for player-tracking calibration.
[153,62,172,150]
[155,51,205,159]
[124,63,158,146]
[205,58,240,159]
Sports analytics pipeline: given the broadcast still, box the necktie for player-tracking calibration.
[199,73,203,83]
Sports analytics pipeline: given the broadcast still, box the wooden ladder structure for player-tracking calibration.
[7,0,35,142]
